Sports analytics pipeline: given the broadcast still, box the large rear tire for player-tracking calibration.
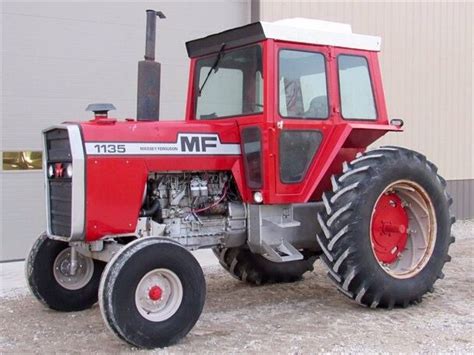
[317,147,455,308]
[213,247,316,285]
[26,233,105,311]
[99,237,206,349]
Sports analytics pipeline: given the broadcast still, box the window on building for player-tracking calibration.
[195,45,263,119]
[279,50,328,119]
[338,55,376,120]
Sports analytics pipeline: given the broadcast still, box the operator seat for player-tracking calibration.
[304,96,328,119]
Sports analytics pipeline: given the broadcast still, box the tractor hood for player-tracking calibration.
[77,119,242,158]
[44,119,245,241]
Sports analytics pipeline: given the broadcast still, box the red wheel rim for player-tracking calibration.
[369,180,437,278]
[371,193,409,264]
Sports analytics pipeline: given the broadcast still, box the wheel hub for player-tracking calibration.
[371,193,409,264]
[148,285,163,301]
[135,268,183,322]
[53,248,94,290]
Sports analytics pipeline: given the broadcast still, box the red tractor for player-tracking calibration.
[26,12,455,348]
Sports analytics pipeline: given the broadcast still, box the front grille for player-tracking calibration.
[45,129,72,237]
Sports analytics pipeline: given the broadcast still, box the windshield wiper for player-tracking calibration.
[198,43,226,96]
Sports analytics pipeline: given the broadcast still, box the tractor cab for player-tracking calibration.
[185,18,400,203]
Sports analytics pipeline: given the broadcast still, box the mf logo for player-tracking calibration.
[180,135,218,152]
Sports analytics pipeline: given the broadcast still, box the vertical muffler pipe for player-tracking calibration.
[137,10,166,121]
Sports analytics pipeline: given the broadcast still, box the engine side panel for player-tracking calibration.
[85,157,148,240]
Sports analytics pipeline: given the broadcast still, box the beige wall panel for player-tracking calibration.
[446,179,473,220]
[260,1,473,180]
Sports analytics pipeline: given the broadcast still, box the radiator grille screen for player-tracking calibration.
[45,129,72,237]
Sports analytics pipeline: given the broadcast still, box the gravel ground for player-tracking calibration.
[1,220,473,353]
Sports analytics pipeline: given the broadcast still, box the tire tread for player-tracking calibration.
[316,146,455,308]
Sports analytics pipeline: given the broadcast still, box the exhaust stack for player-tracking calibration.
[137,10,166,121]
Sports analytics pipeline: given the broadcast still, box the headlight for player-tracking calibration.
[48,164,54,178]
[66,163,73,178]
[253,191,263,204]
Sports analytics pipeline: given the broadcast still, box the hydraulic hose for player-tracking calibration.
[139,198,161,218]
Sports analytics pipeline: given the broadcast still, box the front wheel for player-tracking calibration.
[317,147,455,308]
[99,237,206,349]
[26,233,105,311]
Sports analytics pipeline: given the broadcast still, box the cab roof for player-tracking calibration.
[186,18,381,58]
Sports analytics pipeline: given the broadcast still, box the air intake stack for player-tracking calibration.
[137,10,166,121]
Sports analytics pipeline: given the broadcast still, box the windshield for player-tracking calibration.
[195,45,263,119]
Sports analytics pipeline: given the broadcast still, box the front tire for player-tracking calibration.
[26,233,105,311]
[317,147,455,308]
[99,237,206,349]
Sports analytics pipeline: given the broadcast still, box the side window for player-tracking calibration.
[338,55,376,120]
[196,67,243,119]
[279,50,328,119]
[279,130,322,183]
[241,127,263,188]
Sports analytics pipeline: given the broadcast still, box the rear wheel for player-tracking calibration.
[99,237,206,348]
[26,233,105,311]
[213,247,317,285]
[317,147,455,308]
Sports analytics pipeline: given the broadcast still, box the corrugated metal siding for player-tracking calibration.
[0,172,46,261]
[447,179,474,220]
[260,1,473,182]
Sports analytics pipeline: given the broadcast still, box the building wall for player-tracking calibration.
[1,1,251,261]
[258,0,473,218]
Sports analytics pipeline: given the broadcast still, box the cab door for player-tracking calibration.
[273,42,335,200]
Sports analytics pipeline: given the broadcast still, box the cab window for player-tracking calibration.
[338,55,376,120]
[279,50,328,119]
[195,45,263,119]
